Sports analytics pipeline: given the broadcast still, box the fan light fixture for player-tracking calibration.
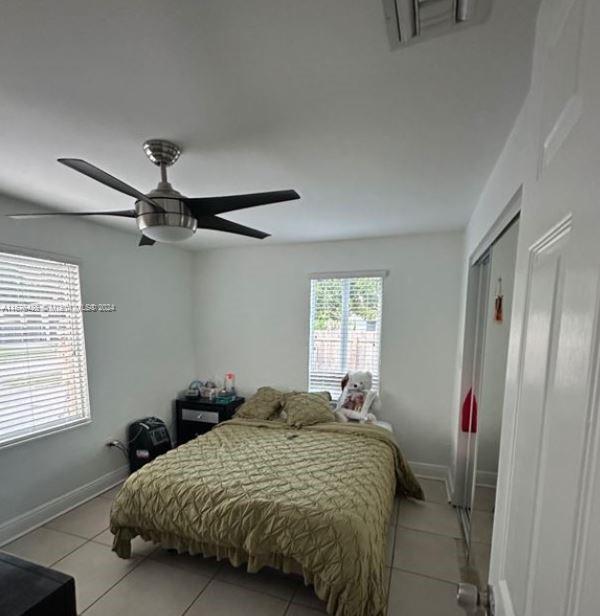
[142,225,195,243]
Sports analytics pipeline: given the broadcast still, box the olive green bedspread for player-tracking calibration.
[110,419,423,616]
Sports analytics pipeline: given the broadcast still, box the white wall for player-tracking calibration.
[193,233,463,468]
[0,194,196,531]
[455,38,540,497]
[449,107,533,492]
[449,27,539,494]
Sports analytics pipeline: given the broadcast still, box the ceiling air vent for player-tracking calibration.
[382,0,492,48]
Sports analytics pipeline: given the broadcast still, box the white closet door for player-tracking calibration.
[493,1,600,615]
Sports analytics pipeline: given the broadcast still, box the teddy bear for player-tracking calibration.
[334,370,381,423]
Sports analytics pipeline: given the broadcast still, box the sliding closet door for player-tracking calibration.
[464,254,490,527]
[476,221,518,487]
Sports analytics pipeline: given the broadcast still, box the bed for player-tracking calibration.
[110,418,423,616]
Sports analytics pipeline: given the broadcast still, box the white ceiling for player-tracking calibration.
[0,0,540,249]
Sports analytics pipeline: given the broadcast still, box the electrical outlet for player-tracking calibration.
[106,439,129,461]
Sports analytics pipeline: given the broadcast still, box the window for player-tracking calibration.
[0,249,91,447]
[308,272,384,398]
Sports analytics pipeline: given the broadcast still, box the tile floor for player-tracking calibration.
[0,477,489,615]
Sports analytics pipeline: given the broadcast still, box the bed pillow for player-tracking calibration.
[281,390,331,404]
[235,386,284,420]
[283,392,335,427]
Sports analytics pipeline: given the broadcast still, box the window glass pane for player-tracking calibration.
[0,250,91,447]
[309,275,383,398]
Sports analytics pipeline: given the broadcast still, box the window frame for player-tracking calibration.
[0,243,92,450]
[307,270,387,398]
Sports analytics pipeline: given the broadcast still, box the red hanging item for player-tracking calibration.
[494,277,504,322]
[461,388,478,433]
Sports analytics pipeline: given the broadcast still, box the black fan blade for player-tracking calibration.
[58,159,164,211]
[197,216,270,239]
[184,189,299,216]
[138,235,156,246]
[8,209,136,219]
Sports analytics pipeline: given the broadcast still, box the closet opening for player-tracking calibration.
[454,201,521,589]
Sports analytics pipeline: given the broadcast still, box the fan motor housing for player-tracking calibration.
[136,199,197,233]
[136,183,197,241]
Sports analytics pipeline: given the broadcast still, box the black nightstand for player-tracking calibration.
[175,397,244,445]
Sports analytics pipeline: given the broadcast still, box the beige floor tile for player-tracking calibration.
[83,559,209,616]
[2,527,86,567]
[470,510,493,544]
[45,497,112,539]
[418,478,449,505]
[53,541,140,612]
[393,528,462,583]
[384,566,392,599]
[473,486,496,512]
[216,563,300,600]
[186,579,288,616]
[397,500,462,538]
[390,498,401,527]
[388,569,464,615]
[287,604,326,616]
[470,541,491,589]
[292,584,327,612]
[149,548,221,577]
[98,483,124,501]
[91,529,158,558]
[386,524,396,567]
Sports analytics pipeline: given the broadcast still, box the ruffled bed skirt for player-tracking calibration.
[112,527,386,616]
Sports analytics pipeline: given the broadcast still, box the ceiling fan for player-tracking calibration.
[8,139,300,246]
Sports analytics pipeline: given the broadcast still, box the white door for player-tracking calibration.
[492,1,600,615]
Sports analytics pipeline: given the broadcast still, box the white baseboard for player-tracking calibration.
[477,469,498,488]
[0,465,128,547]
[410,461,448,480]
[410,461,452,502]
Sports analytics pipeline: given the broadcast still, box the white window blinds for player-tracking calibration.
[0,249,91,447]
[308,274,383,398]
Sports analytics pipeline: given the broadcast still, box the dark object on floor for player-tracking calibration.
[176,396,244,445]
[0,551,76,616]
[128,416,172,473]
